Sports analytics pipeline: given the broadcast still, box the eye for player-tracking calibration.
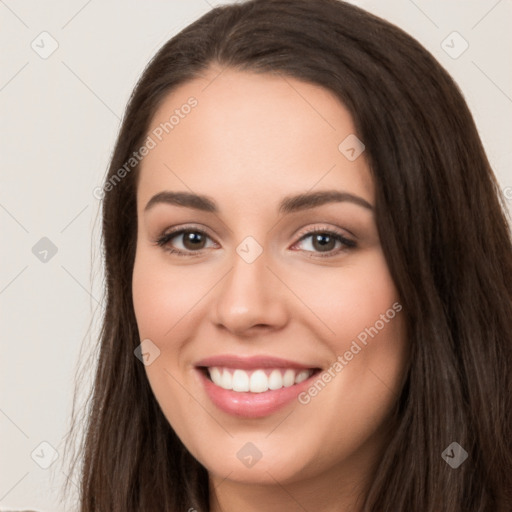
[154,225,356,258]
[154,227,217,257]
[292,227,356,258]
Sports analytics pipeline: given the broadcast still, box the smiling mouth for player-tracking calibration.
[197,366,322,393]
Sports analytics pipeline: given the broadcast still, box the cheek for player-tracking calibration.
[131,251,203,423]
[291,249,407,412]
[291,249,401,341]
[291,252,407,466]
[132,249,207,341]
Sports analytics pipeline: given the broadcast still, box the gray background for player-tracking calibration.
[1,0,511,510]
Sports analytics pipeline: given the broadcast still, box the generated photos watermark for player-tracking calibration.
[93,96,198,200]
[298,301,403,405]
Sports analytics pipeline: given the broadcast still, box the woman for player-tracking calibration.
[64,0,512,510]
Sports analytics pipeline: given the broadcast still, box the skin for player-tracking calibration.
[132,66,409,512]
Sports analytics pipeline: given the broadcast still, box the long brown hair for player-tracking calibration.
[63,0,512,510]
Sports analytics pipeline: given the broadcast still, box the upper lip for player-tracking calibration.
[195,354,321,370]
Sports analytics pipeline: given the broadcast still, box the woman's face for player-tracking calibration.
[132,67,408,497]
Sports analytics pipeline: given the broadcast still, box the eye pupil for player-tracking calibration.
[313,233,335,251]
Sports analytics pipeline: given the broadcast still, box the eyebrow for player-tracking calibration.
[144,190,373,214]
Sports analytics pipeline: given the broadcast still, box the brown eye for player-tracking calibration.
[155,227,216,256]
[311,233,337,252]
[181,230,207,250]
[293,228,356,258]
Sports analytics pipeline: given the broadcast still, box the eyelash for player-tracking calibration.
[153,225,357,259]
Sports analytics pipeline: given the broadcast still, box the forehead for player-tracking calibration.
[137,67,373,212]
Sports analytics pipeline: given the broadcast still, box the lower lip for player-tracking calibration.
[196,368,319,418]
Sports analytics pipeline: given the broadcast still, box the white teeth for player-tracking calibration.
[209,367,222,384]
[295,369,310,384]
[206,367,314,393]
[283,369,295,387]
[220,368,232,390]
[232,369,249,392]
[268,369,283,390]
[249,370,268,393]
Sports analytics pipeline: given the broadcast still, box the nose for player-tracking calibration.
[210,247,289,337]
